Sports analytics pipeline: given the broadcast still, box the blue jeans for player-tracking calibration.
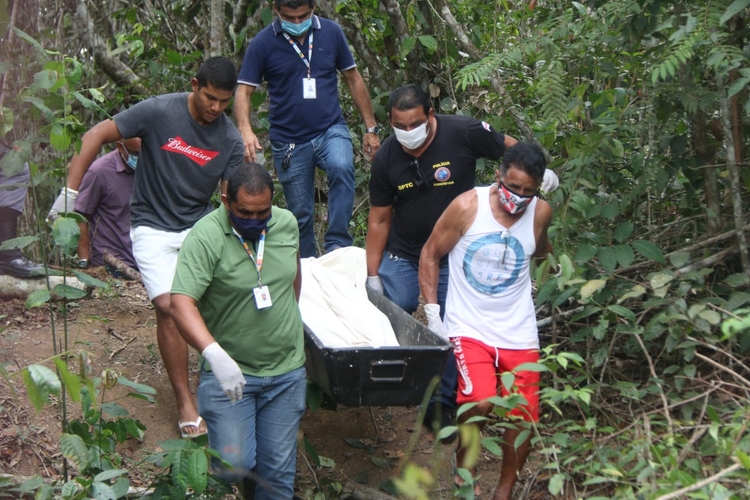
[378,252,456,409]
[198,366,307,500]
[272,124,354,257]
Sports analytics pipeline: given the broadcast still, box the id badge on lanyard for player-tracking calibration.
[284,30,316,99]
[237,231,273,309]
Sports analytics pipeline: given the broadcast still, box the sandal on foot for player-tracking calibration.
[179,416,207,439]
[453,452,482,497]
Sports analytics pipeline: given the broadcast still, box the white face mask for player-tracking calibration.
[393,122,429,150]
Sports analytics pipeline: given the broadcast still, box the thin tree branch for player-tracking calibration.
[74,0,149,97]
[654,462,742,500]
[675,245,737,277]
[633,332,674,436]
[694,352,750,389]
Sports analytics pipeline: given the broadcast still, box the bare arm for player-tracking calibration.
[77,217,91,263]
[365,205,393,276]
[341,67,380,160]
[294,252,302,302]
[504,134,519,149]
[68,120,123,190]
[419,191,478,304]
[170,294,216,353]
[533,199,553,262]
[233,84,263,162]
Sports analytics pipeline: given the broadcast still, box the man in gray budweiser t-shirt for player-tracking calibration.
[48,57,244,439]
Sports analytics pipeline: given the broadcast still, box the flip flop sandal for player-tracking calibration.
[179,416,207,439]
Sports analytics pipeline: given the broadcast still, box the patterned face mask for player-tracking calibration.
[498,182,534,214]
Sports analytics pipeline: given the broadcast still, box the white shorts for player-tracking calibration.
[130,225,192,301]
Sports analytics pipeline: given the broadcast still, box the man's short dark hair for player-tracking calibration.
[499,142,547,183]
[274,0,315,9]
[388,84,431,116]
[227,162,275,203]
[195,56,237,92]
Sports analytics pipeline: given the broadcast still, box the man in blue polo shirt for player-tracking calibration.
[235,0,380,258]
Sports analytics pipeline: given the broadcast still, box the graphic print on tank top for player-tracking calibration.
[463,231,525,295]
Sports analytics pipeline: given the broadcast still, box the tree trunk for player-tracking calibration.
[0,275,85,301]
[689,110,721,235]
[208,0,223,57]
[717,72,750,276]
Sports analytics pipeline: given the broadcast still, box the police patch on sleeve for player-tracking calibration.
[481,121,492,132]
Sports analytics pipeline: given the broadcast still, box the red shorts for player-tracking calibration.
[453,336,540,422]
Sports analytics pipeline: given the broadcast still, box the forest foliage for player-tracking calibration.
[2,0,750,498]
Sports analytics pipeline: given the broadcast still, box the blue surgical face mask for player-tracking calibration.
[281,17,312,37]
[125,153,138,170]
[228,209,272,241]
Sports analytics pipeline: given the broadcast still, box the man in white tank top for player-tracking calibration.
[419,143,554,499]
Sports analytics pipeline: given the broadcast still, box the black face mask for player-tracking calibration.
[228,210,272,240]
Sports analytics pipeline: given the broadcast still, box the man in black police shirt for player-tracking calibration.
[365,84,559,438]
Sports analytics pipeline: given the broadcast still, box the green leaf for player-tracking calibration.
[61,480,81,497]
[617,284,646,304]
[101,402,129,418]
[12,27,44,53]
[669,251,691,268]
[514,362,549,372]
[0,235,37,251]
[24,364,61,411]
[575,244,597,263]
[559,253,574,279]
[118,376,157,395]
[727,76,750,99]
[736,450,750,470]
[53,284,87,300]
[52,216,80,256]
[720,0,750,25]
[581,279,607,301]
[50,124,73,151]
[93,469,127,482]
[613,222,633,243]
[31,70,58,91]
[649,272,674,290]
[698,309,721,325]
[72,270,109,289]
[25,289,51,309]
[53,357,82,402]
[400,36,416,59]
[187,450,208,493]
[22,367,44,410]
[614,244,634,267]
[597,247,618,273]
[548,472,565,495]
[501,372,515,392]
[21,96,55,122]
[632,240,666,264]
[60,433,88,468]
[607,305,636,323]
[417,35,438,52]
[90,482,117,500]
[481,436,504,456]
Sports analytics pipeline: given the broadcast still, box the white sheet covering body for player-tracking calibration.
[299,247,400,347]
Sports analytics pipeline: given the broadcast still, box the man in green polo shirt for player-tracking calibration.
[171,162,305,500]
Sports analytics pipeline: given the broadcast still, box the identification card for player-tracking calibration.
[253,286,273,309]
[303,78,317,99]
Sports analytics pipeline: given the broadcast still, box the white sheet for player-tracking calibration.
[299,247,400,348]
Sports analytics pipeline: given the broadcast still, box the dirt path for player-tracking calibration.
[0,276,550,498]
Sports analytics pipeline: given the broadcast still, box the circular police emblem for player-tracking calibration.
[463,233,525,294]
[434,167,451,182]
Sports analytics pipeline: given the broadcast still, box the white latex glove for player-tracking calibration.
[47,187,79,222]
[541,169,559,194]
[424,304,449,340]
[366,275,384,293]
[202,342,245,402]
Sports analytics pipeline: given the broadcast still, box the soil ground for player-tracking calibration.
[0,271,554,499]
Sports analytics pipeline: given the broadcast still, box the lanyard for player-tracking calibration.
[236,231,266,287]
[282,29,313,78]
